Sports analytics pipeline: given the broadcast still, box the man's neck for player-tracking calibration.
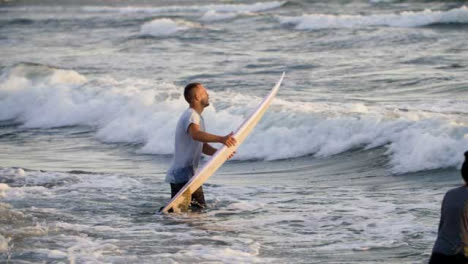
[190,103,204,115]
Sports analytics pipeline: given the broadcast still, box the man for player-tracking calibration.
[430,151,468,264]
[165,82,236,210]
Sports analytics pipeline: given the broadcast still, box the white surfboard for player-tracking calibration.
[161,72,285,213]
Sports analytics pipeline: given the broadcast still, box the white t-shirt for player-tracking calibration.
[165,108,205,184]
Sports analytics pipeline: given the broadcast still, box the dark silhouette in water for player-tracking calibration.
[430,151,468,264]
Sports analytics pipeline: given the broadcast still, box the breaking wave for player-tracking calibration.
[0,63,466,174]
[140,18,192,37]
[279,6,468,29]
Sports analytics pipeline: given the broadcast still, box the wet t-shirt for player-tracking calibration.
[165,108,205,184]
[432,186,468,256]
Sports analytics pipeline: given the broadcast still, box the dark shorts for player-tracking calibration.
[170,182,206,209]
[429,253,468,264]
[170,166,194,184]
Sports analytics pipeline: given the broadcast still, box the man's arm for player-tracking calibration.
[202,143,217,156]
[188,123,236,147]
[203,143,236,160]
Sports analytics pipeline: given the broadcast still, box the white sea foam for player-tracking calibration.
[0,234,9,253]
[70,175,143,189]
[279,6,468,29]
[156,244,266,263]
[201,10,239,22]
[0,184,9,198]
[0,222,48,243]
[225,201,265,211]
[0,64,466,174]
[47,250,68,259]
[15,168,26,177]
[199,1,283,22]
[0,201,24,220]
[204,185,440,255]
[0,167,142,202]
[0,174,441,262]
[4,186,53,199]
[140,18,190,37]
[31,234,122,263]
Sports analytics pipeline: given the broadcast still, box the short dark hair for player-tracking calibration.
[184,83,201,103]
[462,151,468,183]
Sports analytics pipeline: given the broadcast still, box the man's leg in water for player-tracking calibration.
[170,183,206,209]
[159,183,185,213]
[191,186,206,209]
[170,183,185,198]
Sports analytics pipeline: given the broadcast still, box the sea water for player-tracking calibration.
[0,0,467,263]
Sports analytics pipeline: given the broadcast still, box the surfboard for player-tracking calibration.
[161,72,285,213]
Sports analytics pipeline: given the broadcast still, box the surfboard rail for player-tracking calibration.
[161,72,285,213]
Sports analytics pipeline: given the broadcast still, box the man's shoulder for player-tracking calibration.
[446,185,468,197]
[186,108,202,121]
[179,108,194,121]
[181,108,199,117]
[178,108,202,132]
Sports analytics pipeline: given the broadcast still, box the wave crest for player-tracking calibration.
[0,64,466,174]
[82,1,285,14]
[279,6,468,29]
[140,18,190,36]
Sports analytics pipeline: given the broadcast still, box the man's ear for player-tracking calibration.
[193,92,200,102]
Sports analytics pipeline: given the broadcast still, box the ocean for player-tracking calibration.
[0,0,467,263]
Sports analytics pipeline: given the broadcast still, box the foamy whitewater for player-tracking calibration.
[1,0,467,263]
[279,5,468,29]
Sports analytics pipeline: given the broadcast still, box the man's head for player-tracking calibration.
[462,151,468,183]
[184,83,209,107]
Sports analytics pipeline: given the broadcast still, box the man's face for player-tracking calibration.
[197,85,210,107]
